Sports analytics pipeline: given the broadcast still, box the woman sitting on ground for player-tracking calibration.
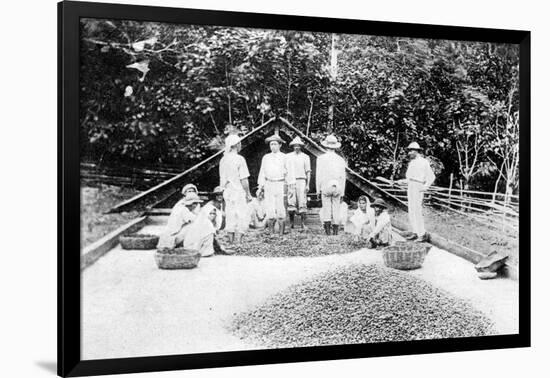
[183,203,219,257]
[347,195,375,242]
[366,198,393,248]
[157,192,203,249]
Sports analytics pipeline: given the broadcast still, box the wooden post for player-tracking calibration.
[448,173,453,204]
[459,179,463,209]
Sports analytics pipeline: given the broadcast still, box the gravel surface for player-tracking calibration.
[231,228,364,257]
[82,225,517,360]
[230,264,496,347]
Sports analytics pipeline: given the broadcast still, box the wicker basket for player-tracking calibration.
[155,248,201,269]
[120,234,160,250]
[383,242,431,270]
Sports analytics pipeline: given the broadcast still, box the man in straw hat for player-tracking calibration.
[219,134,252,245]
[366,198,393,248]
[395,141,435,242]
[157,191,203,249]
[286,136,311,229]
[258,133,295,236]
[316,134,347,235]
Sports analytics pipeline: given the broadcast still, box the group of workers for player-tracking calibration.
[157,131,436,256]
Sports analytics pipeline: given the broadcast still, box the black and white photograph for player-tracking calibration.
[77,13,523,362]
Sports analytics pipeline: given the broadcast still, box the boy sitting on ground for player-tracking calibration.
[249,188,267,229]
[366,199,393,249]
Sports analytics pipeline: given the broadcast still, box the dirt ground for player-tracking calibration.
[392,206,519,266]
[80,184,141,248]
[81,224,518,360]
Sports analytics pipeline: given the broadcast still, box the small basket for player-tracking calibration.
[120,233,160,250]
[383,241,431,270]
[155,248,201,269]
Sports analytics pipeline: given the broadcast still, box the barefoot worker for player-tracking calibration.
[258,133,295,236]
[286,136,311,229]
[366,198,393,248]
[249,188,267,229]
[183,203,219,257]
[157,192,203,249]
[348,195,375,242]
[219,134,252,245]
[206,186,225,231]
[396,142,436,242]
[316,134,347,235]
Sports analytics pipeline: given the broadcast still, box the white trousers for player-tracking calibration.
[223,186,249,233]
[407,181,426,236]
[264,181,286,220]
[320,193,341,222]
[287,179,307,214]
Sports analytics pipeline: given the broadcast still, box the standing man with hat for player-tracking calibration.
[258,133,295,236]
[219,134,252,245]
[286,136,311,229]
[316,134,347,235]
[396,142,435,242]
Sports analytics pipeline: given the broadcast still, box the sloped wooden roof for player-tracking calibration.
[109,116,406,213]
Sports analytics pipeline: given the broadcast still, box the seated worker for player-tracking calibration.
[348,195,375,242]
[157,192,203,249]
[181,183,198,198]
[249,188,267,229]
[184,203,219,257]
[206,186,234,255]
[207,186,225,231]
[366,198,393,248]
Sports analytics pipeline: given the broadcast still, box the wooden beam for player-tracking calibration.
[109,117,276,213]
[81,216,148,270]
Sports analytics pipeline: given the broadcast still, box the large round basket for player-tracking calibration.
[383,242,431,270]
[155,248,201,270]
[120,234,160,250]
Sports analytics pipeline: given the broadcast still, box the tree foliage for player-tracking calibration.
[80,19,520,193]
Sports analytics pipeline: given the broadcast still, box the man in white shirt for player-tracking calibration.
[286,136,311,229]
[316,134,347,236]
[367,198,393,248]
[219,134,252,245]
[396,142,436,242]
[258,133,295,236]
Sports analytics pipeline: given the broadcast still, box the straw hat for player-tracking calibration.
[182,192,203,205]
[181,183,198,196]
[265,133,285,144]
[289,136,305,146]
[321,134,341,149]
[406,142,422,150]
[212,186,224,195]
[225,134,241,149]
[370,198,388,209]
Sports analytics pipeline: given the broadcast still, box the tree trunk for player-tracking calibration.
[328,33,338,133]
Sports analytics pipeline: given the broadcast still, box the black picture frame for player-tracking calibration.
[58,1,531,376]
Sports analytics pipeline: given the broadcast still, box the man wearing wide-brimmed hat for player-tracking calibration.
[396,141,435,242]
[316,134,347,235]
[219,134,252,245]
[157,192,203,249]
[258,133,295,236]
[366,198,393,248]
[286,136,311,229]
